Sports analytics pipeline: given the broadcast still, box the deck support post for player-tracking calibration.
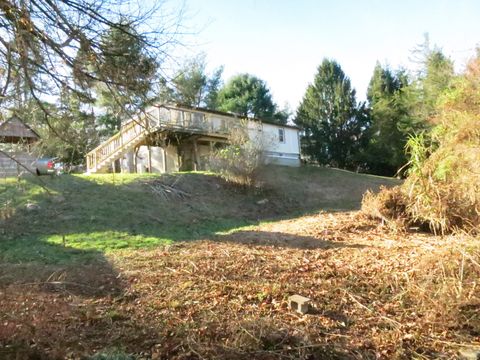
[125,151,134,173]
[133,146,139,173]
[163,146,168,173]
[147,145,152,173]
[193,138,199,171]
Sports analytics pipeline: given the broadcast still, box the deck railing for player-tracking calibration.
[143,105,239,135]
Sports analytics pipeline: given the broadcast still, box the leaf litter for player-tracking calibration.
[1,211,479,359]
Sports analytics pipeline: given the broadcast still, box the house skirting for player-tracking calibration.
[119,146,301,174]
[120,145,180,174]
[264,151,301,167]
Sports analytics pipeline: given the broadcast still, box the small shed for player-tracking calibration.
[0,116,40,144]
[0,117,40,176]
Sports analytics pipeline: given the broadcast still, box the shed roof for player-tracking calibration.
[0,117,40,143]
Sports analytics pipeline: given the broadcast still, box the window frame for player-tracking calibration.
[278,128,286,143]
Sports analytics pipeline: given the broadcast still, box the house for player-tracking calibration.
[86,104,301,174]
[0,116,40,176]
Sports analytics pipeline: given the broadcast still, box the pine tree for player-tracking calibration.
[364,46,454,176]
[363,64,413,175]
[165,55,224,108]
[217,74,287,124]
[95,21,158,133]
[419,50,455,119]
[295,59,367,169]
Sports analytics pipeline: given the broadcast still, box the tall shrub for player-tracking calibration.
[209,124,266,187]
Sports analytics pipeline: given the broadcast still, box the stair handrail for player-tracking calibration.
[86,116,149,171]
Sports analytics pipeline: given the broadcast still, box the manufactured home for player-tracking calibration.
[86,104,301,174]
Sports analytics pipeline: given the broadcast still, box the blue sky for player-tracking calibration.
[174,0,479,109]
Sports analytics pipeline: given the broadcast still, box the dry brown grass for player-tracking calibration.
[361,186,408,231]
[2,211,479,359]
[402,113,480,234]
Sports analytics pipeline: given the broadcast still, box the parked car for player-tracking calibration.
[36,157,64,175]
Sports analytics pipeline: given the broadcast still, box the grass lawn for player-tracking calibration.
[5,166,477,359]
[0,166,399,264]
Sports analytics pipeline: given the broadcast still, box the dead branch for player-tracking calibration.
[145,179,191,200]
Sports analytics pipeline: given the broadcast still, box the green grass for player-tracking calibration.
[0,166,399,265]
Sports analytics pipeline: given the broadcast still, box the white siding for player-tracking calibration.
[247,121,301,166]
[260,123,299,154]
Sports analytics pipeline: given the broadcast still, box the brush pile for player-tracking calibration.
[363,55,480,234]
[144,177,191,201]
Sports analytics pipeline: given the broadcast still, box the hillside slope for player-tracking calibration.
[0,166,398,257]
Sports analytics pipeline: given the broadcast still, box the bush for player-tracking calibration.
[209,125,265,187]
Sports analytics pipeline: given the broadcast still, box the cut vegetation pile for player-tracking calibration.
[363,55,480,234]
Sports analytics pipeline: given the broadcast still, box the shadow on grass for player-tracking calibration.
[0,235,130,359]
[0,247,125,296]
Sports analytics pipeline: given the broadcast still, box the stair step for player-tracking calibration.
[86,124,157,173]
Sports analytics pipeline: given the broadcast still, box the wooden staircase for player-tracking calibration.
[86,116,155,173]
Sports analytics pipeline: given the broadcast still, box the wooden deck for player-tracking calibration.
[86,105,241,173]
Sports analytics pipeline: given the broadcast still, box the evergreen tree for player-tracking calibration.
[204,66,224,109]
[95,21,158,133]
[363,64,415,175]
[409,35,455,120]
[24,89,98,165]
[217,74,287,124]
[55,87,98,164]
[295,59,367,169]
[363,44,454,176]
[418,49,455,119]
[165,55,224,108]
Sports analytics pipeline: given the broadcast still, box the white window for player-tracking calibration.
[278,128,285,143]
